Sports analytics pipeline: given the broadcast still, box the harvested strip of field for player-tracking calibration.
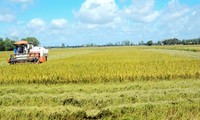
[48,48,96,61]
[146,48,200,60]
[150,45,200,52]
[0,79,200,119]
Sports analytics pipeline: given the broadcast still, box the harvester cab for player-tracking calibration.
[8,41,48,64]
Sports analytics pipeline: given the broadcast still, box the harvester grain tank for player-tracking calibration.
[8,41,48,64]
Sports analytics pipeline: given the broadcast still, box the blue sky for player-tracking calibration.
[0,0,200,46]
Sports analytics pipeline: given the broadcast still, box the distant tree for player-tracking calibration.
[86,43,96,47]
[121,40,131,46]
[61,43,65,48]
[139,41,144,45]
[162,38,181,45]
[198,37,200,44]
[130,42,135,46]
[182,40,187,45]
[146,40,153,46]
[106,42,114,46]
[4,38,15,51]
[114,42,120,46]
[156,41,162,45]
[0,38,5,51]
[22,37,40,46]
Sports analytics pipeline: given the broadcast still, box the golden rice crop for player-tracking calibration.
[1,46,200,84]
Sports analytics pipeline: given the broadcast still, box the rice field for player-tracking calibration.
[151,45,200,52]
[1,47,200,84]
[0,46,200,119]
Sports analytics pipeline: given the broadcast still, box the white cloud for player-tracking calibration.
[119,0,127,3]
[162,0,190,22]
[74,0,119,25]
[11,0,33,3]
[0,0,34,23]
[192,11,196,16]
[163,8,189,21]
[168,0,179,8]
[50,19,68,29]
[152,0,200,40]
[0,13,15,22]
[124,0,160,23]
[11,0,34,10]
[27,18,46,32]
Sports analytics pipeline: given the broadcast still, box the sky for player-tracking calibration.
[0,0,200,46]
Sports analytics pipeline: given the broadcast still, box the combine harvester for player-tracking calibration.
[8,41,48,64]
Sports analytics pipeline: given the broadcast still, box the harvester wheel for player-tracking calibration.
[33,57,38,63]
[10,58,15,65]
[36,60,40,64]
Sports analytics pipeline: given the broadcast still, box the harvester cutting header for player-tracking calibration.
[8,41,48,64]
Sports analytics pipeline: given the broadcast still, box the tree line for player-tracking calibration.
[145,38,200,46]
[0,37,40,51]
[46,40,136,48]
[82,38,200,47]
[1,36,200,51]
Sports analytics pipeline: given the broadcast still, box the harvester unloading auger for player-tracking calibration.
[8,41,48,64]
